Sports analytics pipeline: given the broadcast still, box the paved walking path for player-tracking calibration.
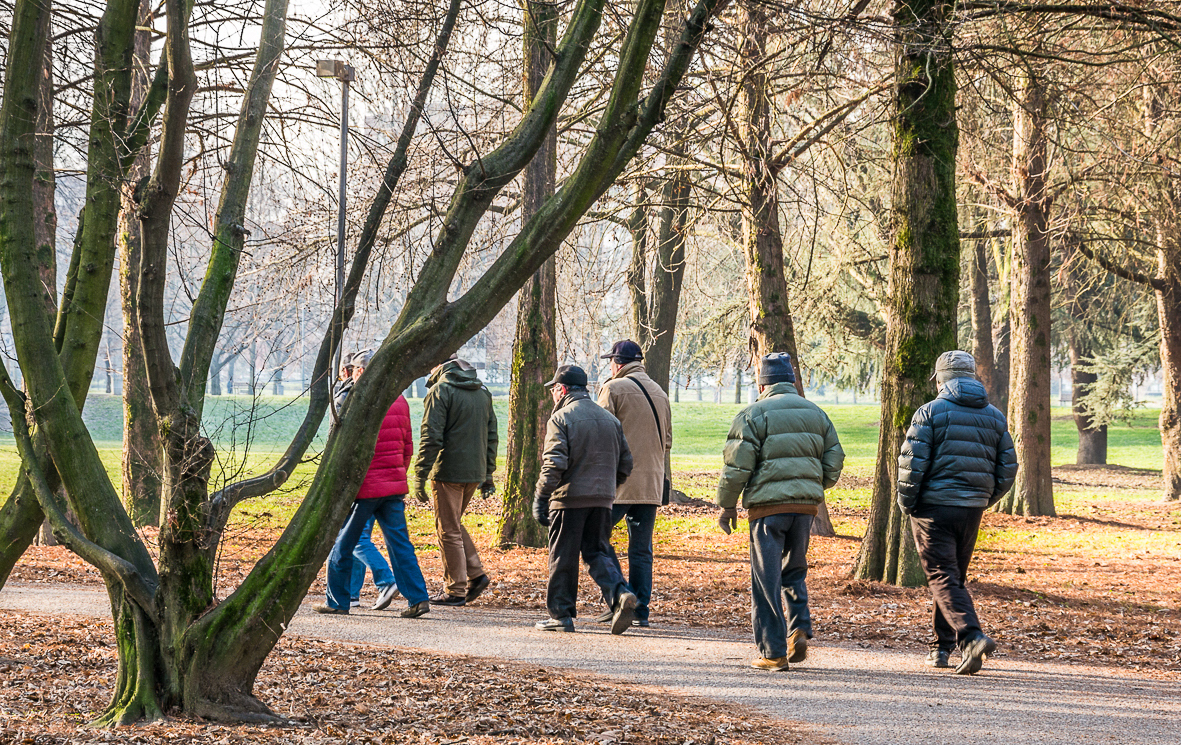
[3,583,1179,745]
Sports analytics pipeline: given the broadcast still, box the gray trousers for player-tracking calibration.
[750,513,813,659]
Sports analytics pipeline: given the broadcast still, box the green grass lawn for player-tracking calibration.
[0,396,1164,512]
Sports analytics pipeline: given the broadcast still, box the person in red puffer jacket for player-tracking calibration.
[315,351,431,618]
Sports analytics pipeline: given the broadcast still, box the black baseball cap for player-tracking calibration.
[543,364,588,388]
[601,339,643,362]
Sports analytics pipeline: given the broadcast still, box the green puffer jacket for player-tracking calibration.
[716,383,845,510]
[414,361,498,485]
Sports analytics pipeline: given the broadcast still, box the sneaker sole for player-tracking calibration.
[537,624,575,632]
[611,594,637,635]
[751,661,790,672]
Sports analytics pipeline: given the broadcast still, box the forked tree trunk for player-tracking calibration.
[499,0,558,549]
[854,0,960,586]
[643,171,689,392]
[969,233,997,401]
[998,67,1055,516]
[120,0,162,526]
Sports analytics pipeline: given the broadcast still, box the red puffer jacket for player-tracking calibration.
[356,396,414,499]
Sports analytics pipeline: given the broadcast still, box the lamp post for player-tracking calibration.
[316,59,354,423]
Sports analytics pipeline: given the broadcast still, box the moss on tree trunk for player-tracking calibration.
[854,0,960,586]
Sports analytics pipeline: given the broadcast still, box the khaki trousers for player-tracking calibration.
[432,481,484,596]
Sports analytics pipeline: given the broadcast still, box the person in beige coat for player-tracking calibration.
[595,340,672,627]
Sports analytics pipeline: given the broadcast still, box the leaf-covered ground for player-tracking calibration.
[9,465,1181,681]
[0,612,821,745]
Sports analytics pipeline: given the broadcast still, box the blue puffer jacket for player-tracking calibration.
[897,377,1017,513]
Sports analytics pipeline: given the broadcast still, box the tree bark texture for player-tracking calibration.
[120,0,162,527]
[643,171,689,392]
[1157,247,1181,500]
[1064,249,1106,465]
[500,0,558,550]
[997,68,1054,517]
[854,0,960,586]
[969,235,998,403]
[737,0,804,395]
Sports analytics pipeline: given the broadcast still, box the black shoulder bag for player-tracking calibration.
[626,376,671,506]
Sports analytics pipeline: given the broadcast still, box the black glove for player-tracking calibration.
[533,494,551,527]
[480,480,496,498]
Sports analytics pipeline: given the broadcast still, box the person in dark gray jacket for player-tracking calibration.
[533,364,637,634]
[898,350,1018,675]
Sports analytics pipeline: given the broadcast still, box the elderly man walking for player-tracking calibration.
[898,351,1017,674]
[717,353,844,671]
[414,356,499,606]
[533,364,637,634]
[595,340,671,628]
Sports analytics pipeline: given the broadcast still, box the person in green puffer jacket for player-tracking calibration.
[414,356,498,606]
[716,353,844,672]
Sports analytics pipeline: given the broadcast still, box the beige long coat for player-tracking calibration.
[597,362,672,505]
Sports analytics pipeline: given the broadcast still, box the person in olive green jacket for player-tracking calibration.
[414,356,498,606]
[716,353,844,672]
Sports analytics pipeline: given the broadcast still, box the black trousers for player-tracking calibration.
[909,504,985,651]
[546,506,630,621]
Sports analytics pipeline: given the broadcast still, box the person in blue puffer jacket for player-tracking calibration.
[898,350,1017,675]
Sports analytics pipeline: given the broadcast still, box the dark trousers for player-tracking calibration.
[546,506,631,621]
[909,504,985,651]
[605,503,657,622]
[750,513,813,659]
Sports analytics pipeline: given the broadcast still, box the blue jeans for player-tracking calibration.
[750,513,813,659]
[349,516,396,601]
[327,496,428,609]
[607,503,657,622]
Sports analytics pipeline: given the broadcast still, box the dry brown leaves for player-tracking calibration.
[0,612,819,745]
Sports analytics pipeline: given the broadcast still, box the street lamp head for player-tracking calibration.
[315,59,355,82]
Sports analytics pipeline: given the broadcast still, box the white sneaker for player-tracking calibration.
[372,584,401,611]
[349,599,361,608]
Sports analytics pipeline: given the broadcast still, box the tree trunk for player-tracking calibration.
[854,0,960,586]
[626,184,649,342]
[119,2,162,527]
[997,67,1055,516]
[1157,247,1181,500]
[737,0,804,395]
[644,172,689,392]
[499,0,558,549]
[1064,246,1107,465]
[969,234,997,402]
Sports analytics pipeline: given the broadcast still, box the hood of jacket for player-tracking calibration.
[428,359,483,390]
[937,377,989,409]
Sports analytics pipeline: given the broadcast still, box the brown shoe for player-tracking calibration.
[312,604,349,615]
[787,629,808,663]
[400,600,430,618]
[751,656,790,671]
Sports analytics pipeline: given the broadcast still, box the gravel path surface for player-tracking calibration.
[3,583,1178,745]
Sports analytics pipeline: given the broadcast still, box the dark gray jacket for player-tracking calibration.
[535,390,633,510]
[897,377,1018,513]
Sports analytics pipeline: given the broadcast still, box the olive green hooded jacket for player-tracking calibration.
[716,382,844,510]
[414,360,498,485]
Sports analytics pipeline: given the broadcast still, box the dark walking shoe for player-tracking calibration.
[926,649,951,669]
[534,617,575,632]
[465,574,491,603]
[430,592,466,606]
[400,601,430,619]
[955,635,997,675]
[372,584,401,611]
[312,604,349,615]
[787,629,808,663]
[632,619,650,628]
[595,609,614,624]
[611,592,638,636]
[751,656,790,672]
